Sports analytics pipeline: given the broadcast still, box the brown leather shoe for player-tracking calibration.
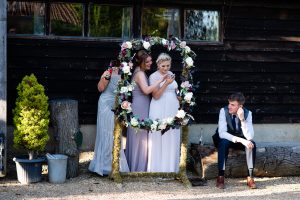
[216,176,225,189]
[247,176,257,189]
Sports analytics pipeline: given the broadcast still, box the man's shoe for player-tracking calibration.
[247,176,257,189]
[216,176,225,189]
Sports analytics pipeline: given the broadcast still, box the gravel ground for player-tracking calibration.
[1,152,300,200]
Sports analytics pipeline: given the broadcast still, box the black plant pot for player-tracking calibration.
[13,156,46,184]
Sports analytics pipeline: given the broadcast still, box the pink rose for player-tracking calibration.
[181,81,191,89]
[121,42,128,50]
[121,101,131,110]
[128,61,133,68]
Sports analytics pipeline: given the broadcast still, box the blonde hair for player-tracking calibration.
[156,53,172,65]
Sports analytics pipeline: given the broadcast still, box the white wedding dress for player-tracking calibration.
[147,71,181,172]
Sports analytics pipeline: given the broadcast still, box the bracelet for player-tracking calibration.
[104,74,111,80]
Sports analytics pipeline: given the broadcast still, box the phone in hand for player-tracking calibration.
[170,74,175,79]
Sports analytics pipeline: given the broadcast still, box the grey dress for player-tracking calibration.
[126,69,150,172]
[89,74,129,175]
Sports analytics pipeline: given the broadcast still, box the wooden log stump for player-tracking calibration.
[189,142,300,179]
[50,99,79,178]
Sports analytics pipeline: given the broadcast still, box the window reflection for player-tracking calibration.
[184,10,220,41]
[89,5,132,38]
[7,1,45,35]
[50,3,83,36]
[142,8,180,38]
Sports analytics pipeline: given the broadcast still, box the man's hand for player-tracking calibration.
[237,107,245,121]
[236,137,254,149]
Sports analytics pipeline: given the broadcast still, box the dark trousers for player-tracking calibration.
[218,138,256,173]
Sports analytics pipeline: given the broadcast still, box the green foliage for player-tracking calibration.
[89,5,123,37]
[13,74,50,157]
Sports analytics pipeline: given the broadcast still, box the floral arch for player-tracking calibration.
[111,37,197,186]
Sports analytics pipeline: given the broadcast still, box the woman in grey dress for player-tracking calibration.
[126,50,166,172]
[89,61,129,176]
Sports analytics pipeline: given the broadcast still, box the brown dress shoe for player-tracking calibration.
[247,176,257,189]
[216,176,225,189]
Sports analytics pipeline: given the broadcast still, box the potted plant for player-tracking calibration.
[13,74,50,184]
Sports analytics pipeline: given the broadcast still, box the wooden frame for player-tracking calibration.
[108,36,197,187]
[111,119,191,187]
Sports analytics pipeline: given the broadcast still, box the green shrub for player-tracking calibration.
[13,74,50,160]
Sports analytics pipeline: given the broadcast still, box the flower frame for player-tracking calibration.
[111,37,197,186]
[114,36,197,133]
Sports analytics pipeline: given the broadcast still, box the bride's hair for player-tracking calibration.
[156,53,172,66]
[134,50,150,67]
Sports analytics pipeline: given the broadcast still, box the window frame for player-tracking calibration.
[182,5,223,45]
[141,5,181,39]
[7,0,224,45]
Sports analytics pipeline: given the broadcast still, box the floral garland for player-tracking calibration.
[113,36,197,133]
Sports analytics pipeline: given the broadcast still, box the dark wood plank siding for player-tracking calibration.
[7,0,300,124]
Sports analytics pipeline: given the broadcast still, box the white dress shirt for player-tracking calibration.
[218,108,254,143]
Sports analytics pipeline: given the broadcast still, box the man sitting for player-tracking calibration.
[214,92,256,189]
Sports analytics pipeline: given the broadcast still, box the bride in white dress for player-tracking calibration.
[147,53,180,172]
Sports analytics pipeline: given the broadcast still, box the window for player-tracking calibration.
[7,1,45,35]
[50,3,83,36]
[142,8,180,38]
[184,10,220,41]
[89,5,132,38]
[7,1,221,43]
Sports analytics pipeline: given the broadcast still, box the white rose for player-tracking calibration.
[176,110,186,119]
[143,41,151,50]
[158,123,167,130]
[122,62,131,74]
[126,41,132,49]
[182,117,190,126]
[166,117,174,125]
[153,120,158,126]
[185,46,191,53]
[130,117,139,127]
[127,84,134,91]
[162,118,168,124]
[185,57,194,67]
[120,86,128,94]
[184,92,193,103]
[161,39,168,45]
[150,124,157,132]
[180,41,186,48]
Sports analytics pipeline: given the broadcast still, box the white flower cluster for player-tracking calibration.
[185,57,194,68]
[184,92,193,103]
[120,83,135,94]
[130,117,139,127]
[179,41,194,68]
[121,62,132,75]
[143,41,151,50]
[121,41,132,49]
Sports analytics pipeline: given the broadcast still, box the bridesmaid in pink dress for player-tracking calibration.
[126,50,166,172]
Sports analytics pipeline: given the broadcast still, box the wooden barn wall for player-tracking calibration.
[7,0,300,124]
